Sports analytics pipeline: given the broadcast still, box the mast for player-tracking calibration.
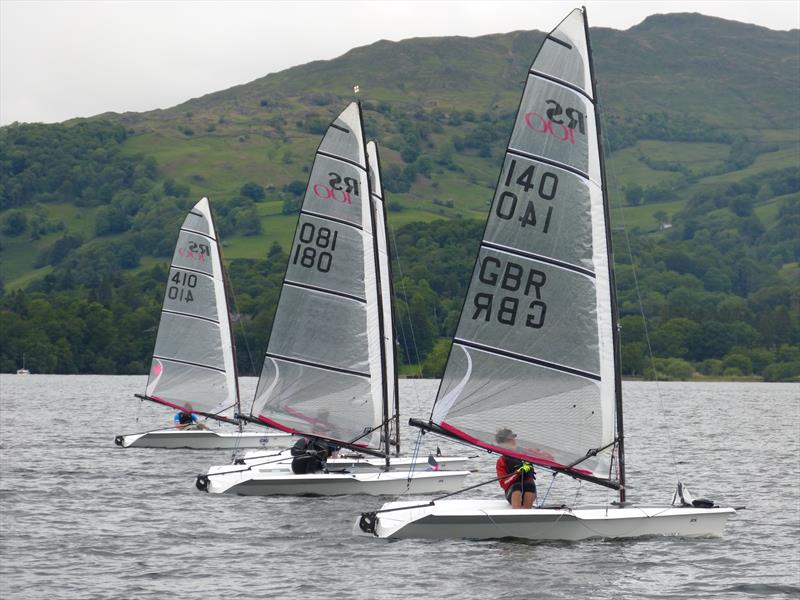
[209,200,243,432]
[583,6,626,502]
[361,116,392,467]
[377,144,401,457]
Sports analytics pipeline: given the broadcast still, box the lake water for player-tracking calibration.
[0,376,797,599]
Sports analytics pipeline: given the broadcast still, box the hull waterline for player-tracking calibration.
[114,429,292,450]
[229,450,474,473]
[196,469,471,496]
[357,499,736,540]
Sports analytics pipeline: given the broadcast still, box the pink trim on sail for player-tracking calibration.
[257,416,300,435]
[439,421,594,476]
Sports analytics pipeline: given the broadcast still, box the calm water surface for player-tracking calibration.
[0,376,798,599]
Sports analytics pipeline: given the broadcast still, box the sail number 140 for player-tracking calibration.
[293,222,338,273]
[496,159,559,232]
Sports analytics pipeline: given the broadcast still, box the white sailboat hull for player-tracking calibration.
[230,450,474,473]
[197,468,471,496]
[114,429,292,450]
[357,499,736,540]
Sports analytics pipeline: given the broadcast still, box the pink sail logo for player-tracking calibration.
[524,100,586,145]
[178,240,209,262]
[311,171,360,205]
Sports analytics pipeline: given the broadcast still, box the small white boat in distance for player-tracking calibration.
[16,354,29,375]
[198,109,470,496]
[357,8,735,540]
[113,198,291,450]
[115,429,284,450]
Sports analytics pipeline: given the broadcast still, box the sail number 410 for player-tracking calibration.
[168,271,196,303]
[293,222,339,273]
[496,159,558,232]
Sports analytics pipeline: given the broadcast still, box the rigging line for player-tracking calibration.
[387,221,424,378]
[226,268,257,378]
[201,450,322,478]
[363,471,514,518]
[538,472,558,508]
[596,96,680,483]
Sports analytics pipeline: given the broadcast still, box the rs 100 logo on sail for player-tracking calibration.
[178,241,209,262]
[312,172,360,205]
[524,100,586,144]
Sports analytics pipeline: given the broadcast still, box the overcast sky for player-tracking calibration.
[1,1,798,125]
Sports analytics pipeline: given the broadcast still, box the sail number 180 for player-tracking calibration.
[293,222,339,273]
[495,159,559,233]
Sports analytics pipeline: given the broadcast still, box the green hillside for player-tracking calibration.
[1,13,798,380]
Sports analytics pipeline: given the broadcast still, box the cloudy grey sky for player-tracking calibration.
[1,0,798,125]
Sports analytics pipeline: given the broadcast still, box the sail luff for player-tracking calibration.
[367,141,401,457]
[208,202,242,429]
[250,103,385,452]
[423,8,619,485]
[363,136,390,463]
[582,7,626,500]
[365,139,396,461]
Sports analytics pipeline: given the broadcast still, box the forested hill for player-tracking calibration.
[1,13,798,380]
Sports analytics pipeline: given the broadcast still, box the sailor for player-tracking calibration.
[174,403,208,430]
[290,437,338,474]
[495,427,536,509]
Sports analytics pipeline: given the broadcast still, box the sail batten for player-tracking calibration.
[151,355,227,373]
[284,280,367,303]
[425,8,619,484]
[300,209,364,231]
[143,197,239,422]
[251,103,386,451]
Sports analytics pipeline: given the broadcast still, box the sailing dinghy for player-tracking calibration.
[114,198,291,450]
[357,8,735,539]
[197,105,470,495]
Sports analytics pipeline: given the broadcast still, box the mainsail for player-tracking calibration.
[144,197,239,423]
[419,8,622,487]
[367,140,400,455]
[250,103,388,452]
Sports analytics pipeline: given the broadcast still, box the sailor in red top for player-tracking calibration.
[495,428,536,509]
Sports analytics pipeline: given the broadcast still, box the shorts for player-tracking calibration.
[504,480,537,503]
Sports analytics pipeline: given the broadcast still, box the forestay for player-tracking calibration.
[145,198,239,421]
[250,103,385,450]
[429,8,620,484]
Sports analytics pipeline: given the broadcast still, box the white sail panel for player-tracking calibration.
[253,358,375,445]
[529,9,592,98]
[253,103,384,449]
[429,8,618,482]
[456,247,600,375]
[145,198,238,420]
[483,155,595,273]
[434,344,609,476]
[301,153,365,228]
[367,140,398,449]
[509,77,598,181]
